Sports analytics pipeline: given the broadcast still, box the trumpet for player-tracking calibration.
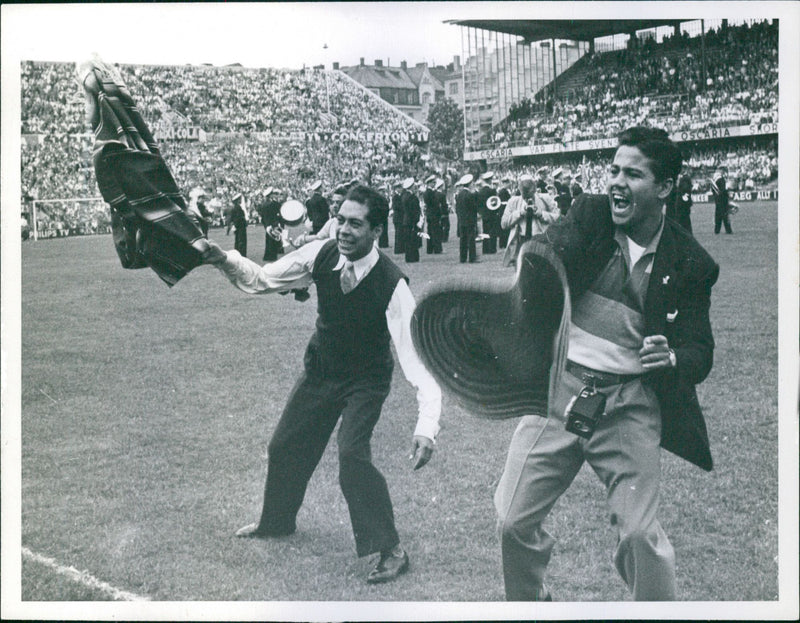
[266,224,283,241]
[486,196,507,211]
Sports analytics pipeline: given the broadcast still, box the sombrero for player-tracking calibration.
[279,199,307,226]
[411,239,570,419]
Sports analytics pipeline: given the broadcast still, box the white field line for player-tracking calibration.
[21,547,150,601]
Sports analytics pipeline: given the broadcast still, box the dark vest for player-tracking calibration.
[304,240,408,379]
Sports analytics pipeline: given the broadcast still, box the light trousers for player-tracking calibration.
[494,369,676,600]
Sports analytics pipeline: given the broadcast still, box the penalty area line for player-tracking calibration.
[21,546,151,601]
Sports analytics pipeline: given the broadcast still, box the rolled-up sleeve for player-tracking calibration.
[217,240,325,294]
[385,279,442,441]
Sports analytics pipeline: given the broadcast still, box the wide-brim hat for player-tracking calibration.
[309,180,322,192]
[411,240,570,419]
[480,171,494,181]
[264,186,275,196]
[425,174,436,184]
[402,177,415,190]
[456,173,474,187]
[552,167,563,179]
[434,179,445,190]
[279,199,308,226]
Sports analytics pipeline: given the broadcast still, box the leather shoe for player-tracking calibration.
[535,585,552,601]
[235,522,295,539]
[366,547,409,584]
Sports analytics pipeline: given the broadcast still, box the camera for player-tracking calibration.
[565,386,606,439]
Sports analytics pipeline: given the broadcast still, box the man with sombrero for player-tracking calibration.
[412,127,719,601]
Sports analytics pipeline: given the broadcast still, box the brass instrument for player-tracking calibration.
[486,196,507,211]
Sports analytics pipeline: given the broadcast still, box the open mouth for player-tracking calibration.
[610,190,631,214]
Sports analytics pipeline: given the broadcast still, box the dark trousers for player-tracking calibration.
[426,220,443,254]
[257,371,398,557]
[378,220,390,248]
[404,227,420,263]
[263,230,282,262]
[441,215,451,242]
[499,221,510,248]
[714,206,732,234]
[393,223,405,254]
[234,227,247,257]
[459,225,477,263]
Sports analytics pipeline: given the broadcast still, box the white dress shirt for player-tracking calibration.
[216,239,442,441]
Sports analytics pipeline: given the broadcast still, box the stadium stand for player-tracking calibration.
[21,62,429,235]
[19,18,778,237]
[489,20,777,149]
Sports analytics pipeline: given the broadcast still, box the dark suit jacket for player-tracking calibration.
[455,188,478,235]
[306,192,330,233]
[538,193,719,470]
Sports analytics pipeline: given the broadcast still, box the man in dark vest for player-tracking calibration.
[400,177,421,263]
[495,127,719,601]
[202,184,441,584]
[455,174,478,263]
[422,175,443,254]
[306,180,330,235]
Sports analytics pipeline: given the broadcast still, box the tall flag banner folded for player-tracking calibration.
[78,56,208,286]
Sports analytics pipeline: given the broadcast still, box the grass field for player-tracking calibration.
[13,201,783,607]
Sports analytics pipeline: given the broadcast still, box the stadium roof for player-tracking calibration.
[444,19,684,43]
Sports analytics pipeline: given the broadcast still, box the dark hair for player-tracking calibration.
[617,126,682,183]
[346,184,389,228]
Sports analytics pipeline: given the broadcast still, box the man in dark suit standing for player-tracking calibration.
[422,176,443,254]
[476,171,498,254]
[668,165,694,234]
[435,179,450,243]
[256,187,284,262]
[495,127,719,601]
[400,178,421,263]
[202,185,441,584]
[497,176,513,249]
[455,174,478,263]
[227,193,248,257]
[711,166,733,234]
[306,180,330,235]
[552,168,573,216]
[391,180,405,255]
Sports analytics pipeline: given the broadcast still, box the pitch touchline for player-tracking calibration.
[21,547,151,601]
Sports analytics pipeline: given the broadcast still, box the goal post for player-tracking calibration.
[29,197,108,241]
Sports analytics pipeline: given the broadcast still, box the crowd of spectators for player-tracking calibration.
[485,136,777,198]
[489,20,778,149]
[21,61,429,233]
[20,21,779,238]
